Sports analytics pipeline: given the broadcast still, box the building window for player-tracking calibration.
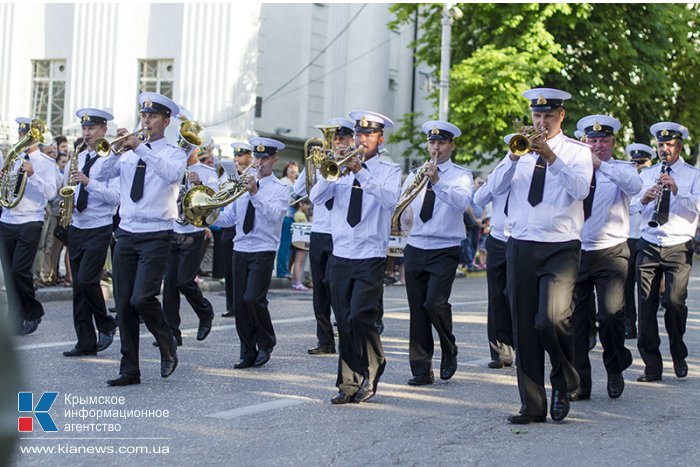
[31,59,66,136]
[136,59,174,119]
[138,59,174,96]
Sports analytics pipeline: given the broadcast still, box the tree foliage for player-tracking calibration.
[388,3,700,165]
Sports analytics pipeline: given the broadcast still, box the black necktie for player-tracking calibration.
[419,181,436,222]
[657,167,671,225]
[242,181,260,234]
[346,178,362,227]
[130,143,150,202]
[527,156,546,207]
[503,192,510,216]
[76,153,98,212]
[325,198,334,210]
[583,172,597,220]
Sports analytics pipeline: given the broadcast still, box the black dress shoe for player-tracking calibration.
[550,389,570,422]
[107,374,141,386]
[22,318,42,335]
[507,413,546,425]
[440,355,458,380]
[233,359,255,369]
[637,373,662,383]
[568,387,591,401]
[63,347,97,357]
[487,360,510,369]
[252,348,272,367]
[331,392,354,405]
[607,372,625,398]
[97,328,117,352]
[108,307,117,314]
[375,319,384,335]
[307,345,336,355]
[407,373,435,386]
[674,360,688,378]
[221,310,235,318]
[353,379,376,403]
[160,338,178,378]
[196,314,214,341]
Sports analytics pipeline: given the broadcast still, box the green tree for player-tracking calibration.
[389,3,700,165]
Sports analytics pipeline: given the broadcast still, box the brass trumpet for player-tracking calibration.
[509,126,548,157]
[105,128,151,155]
[319,145,365,181]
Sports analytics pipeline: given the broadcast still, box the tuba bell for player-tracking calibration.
[182,162,256,227]
[390,154,435,236]
[0,118,49,208]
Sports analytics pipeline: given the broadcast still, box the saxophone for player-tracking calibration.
[58,146,81,228]
[390,154,436,236]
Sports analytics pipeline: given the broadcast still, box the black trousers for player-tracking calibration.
[330,255,385,395]
[0,221,44,323]
[233,250,276,361]
[571,242,633,394]
[485,235,513,361]
[623,237,641,328]
[507,238,581,417]
[404,245,459,377]
[309,232,334,347]
[636,239,692,376]
[221,227,236,313]
[162,231,214,337]
[113,229,174,377]
[69,224,117,351]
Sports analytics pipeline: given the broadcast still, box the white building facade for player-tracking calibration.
[0,2,435,170]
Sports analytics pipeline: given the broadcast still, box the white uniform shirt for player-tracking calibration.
[490,131,593,242]
[473,178,510,242]
[293,168,332,235]
[404,159,473,249]
[0,148,59,224]
[630,159,700,247]
[98,137,186,233]
[310,155,401,259]
[214,174,289,253]
[66,149,120,229]
[629,210,643,239]
[581,159,642,251]
[174,162,220,234]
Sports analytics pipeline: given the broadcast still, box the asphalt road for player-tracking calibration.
[8,267,700,466]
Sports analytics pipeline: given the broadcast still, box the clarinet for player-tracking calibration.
[648,151,669,228]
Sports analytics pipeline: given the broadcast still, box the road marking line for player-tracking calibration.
[16,300,488,351]
[207,398,313,419]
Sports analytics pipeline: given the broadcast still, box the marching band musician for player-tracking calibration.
[310,110,401,404]
[220,142,254,318]
[623,143,654,339]
[293,117,355,356]
[631,122,700,382]
[0,117,59,336]
[569,115,641,401]
[160,135,219,346]
[402,120,473,386]
[97,92,186,386]
[62,108,119,357]
[213,137,289,369]
[473,134,514,371]
[489,88,593,424]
